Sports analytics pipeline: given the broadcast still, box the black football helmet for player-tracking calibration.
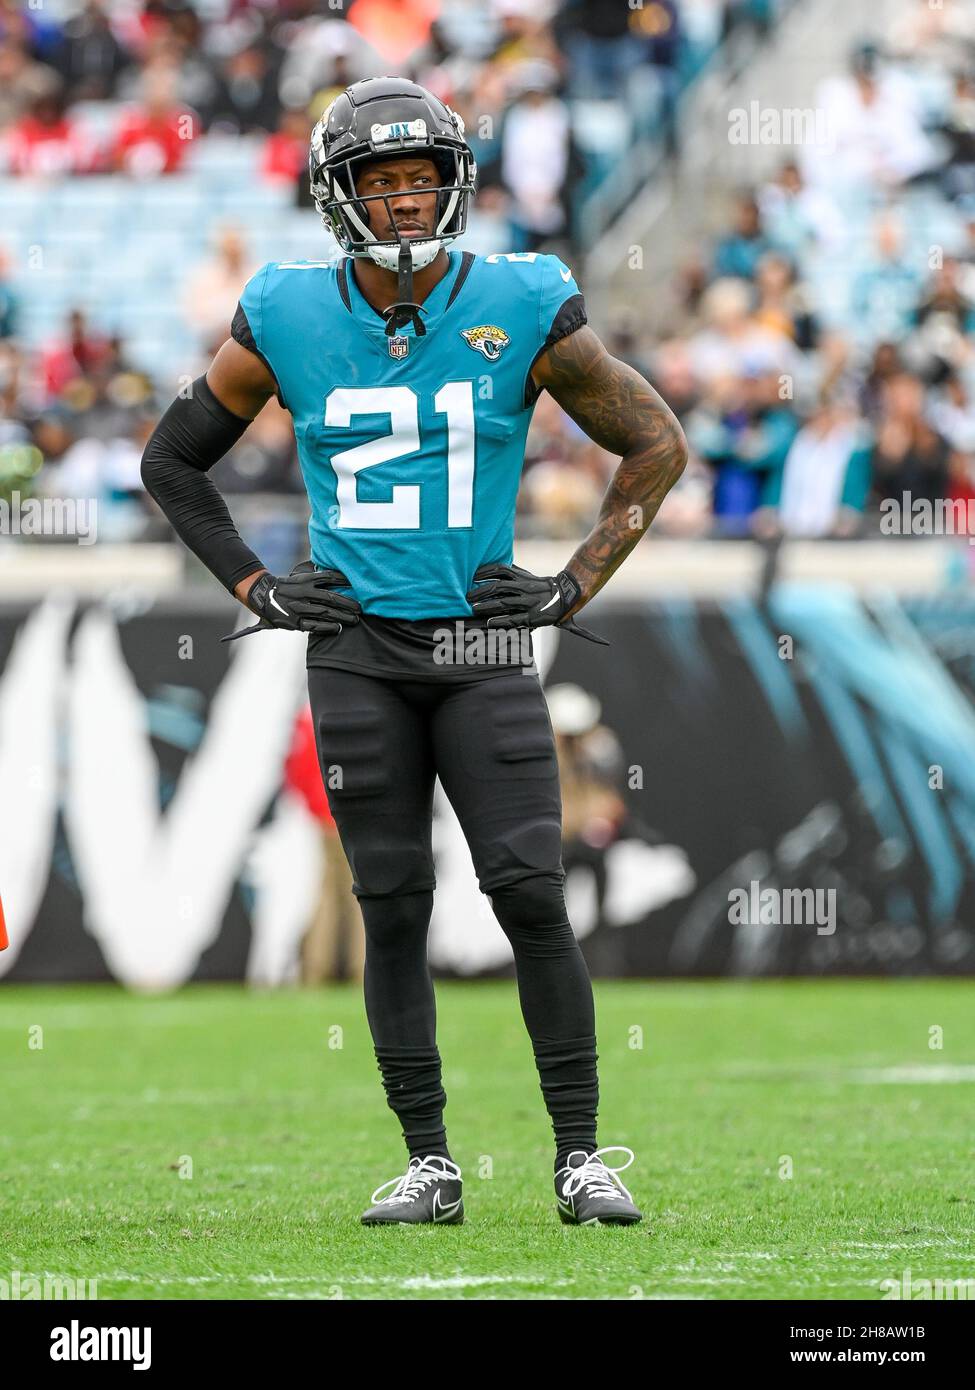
[309,76,477,276]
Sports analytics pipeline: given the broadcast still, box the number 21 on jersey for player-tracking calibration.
[325,384,475,529]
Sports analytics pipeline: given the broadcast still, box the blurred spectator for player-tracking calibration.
[890,0,975,70]
[110,64,199,175]
[260,105,311,188]
[276,16,383,111]
[930,372,975,455]
[520,456,604,539]
[859,342,904,422]
[51,1,131,104]
[182,227,257,351]
[557,0,649,102]
[670,250,710,324]
[850,215,923,349]
[686,370,799,535]
[348,0,439,68]
[604,306,654,381]
[937,67,975,203]
[0,40,62,129]
[212,398,301,495]
[124,2,221,120]
[36,408,151,514]
[284,703,364,984]
[870,373,951,509]
[1,0,969,550]
[755,391,871,538]
[40,311,114,402]
[0,0,58,54]
[910,258,975,381]
[0,248,18,340]
[758,158,844,258]
[802,40,937,195]
[6,79,95,176]
[548,682,627,926]
[753,253,817,351]
[689,277,800,388]
[204,41,282,135]
[499,60,578,252]
[713,191,770,281]
[652,338,699,421]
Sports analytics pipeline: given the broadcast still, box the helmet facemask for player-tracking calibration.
[309,100,476,336]
[312,143,474,271]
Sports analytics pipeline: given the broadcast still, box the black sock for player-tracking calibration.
[373,1043,449,1160]
[555,1141,596,1172]
[360,890,451,1161]
[489,874,599,1167]
[409,1144,454,1165]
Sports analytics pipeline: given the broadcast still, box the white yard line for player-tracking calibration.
[849,1065,975,1084]
[80,1272,574,1291]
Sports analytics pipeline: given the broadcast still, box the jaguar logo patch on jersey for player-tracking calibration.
[461,325,510,361]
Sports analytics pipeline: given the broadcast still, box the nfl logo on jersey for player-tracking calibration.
[388,336,409,359]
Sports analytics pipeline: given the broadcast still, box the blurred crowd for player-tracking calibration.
[599,5,975,542]
[18,0,951,549]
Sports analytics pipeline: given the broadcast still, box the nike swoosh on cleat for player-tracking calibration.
[432,1189,463,1222]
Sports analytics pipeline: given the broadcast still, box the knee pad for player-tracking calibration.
[488,871,575,953]
[346,835,435,898]
[472,814,565,891]
[359,888,433,952]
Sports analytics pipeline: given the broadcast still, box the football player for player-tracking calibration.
[142,76,687,1227]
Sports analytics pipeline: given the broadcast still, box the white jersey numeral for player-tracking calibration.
[327,386,421,529]
[326,383,476,530]
[434,381,475,528]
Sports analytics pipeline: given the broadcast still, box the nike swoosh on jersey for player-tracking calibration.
[560,267,572,282]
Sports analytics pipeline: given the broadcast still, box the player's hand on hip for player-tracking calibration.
[223,563,361,642]
[465,563,608,646]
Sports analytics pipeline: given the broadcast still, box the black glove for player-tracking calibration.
[465,563,609,646]
[222,562,362,643]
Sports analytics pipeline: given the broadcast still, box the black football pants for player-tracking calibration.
[307,665,599,1167]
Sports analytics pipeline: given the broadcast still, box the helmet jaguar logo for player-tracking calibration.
[461,325,510,361]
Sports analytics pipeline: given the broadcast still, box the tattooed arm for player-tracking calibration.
[530,325,688,615]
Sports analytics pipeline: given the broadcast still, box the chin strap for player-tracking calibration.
[382,236,427,337]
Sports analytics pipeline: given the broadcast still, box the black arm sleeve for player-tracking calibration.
[140,374,264,593]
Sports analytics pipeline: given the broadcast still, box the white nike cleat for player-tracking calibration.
[360,1155,464,1226]
[555,1146,643,1225]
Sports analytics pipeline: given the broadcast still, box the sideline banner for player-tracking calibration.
[1,587,973,983]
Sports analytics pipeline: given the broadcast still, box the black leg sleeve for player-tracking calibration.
[140,375,264,593]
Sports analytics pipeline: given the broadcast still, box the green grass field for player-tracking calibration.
[1,980,973,1300]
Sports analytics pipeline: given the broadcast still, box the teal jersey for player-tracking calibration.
[234,250,585,619]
